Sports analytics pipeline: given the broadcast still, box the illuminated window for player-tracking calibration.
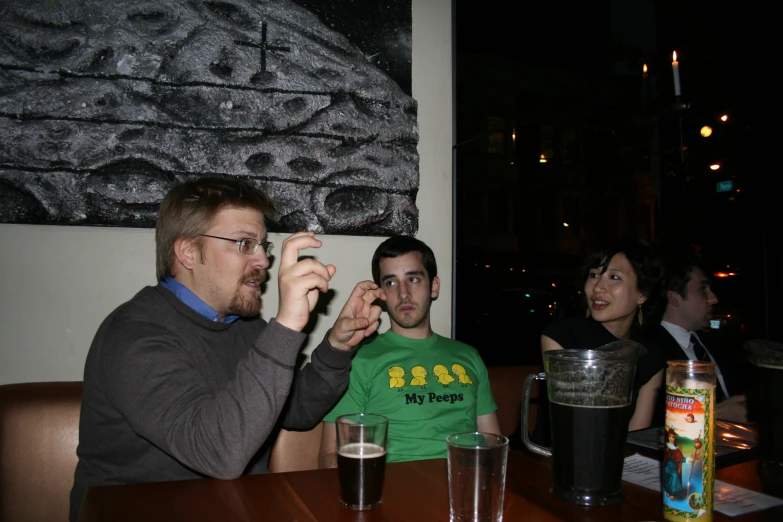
[487,117,505,154]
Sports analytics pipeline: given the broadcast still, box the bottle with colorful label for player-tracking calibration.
[663,360,716,522]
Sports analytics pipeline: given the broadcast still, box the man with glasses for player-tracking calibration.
[70,177,384,521]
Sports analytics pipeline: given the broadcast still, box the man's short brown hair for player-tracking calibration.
[155,177,276,281]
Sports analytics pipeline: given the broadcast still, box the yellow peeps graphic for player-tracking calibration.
[433,364,455,387]
[452,364,473,386]
[388,366,406,390]
[409,366,427,387]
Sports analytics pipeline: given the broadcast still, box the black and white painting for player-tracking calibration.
[0,0,418,236]
[289,1,412,96]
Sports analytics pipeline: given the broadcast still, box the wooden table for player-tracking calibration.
[80,450,782,522]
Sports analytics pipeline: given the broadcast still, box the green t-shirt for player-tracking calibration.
[324,330,497,463]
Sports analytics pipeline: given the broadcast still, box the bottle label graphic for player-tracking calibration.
[663,385,715,522]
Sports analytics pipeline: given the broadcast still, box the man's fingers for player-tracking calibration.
[280,272,331,302]
[338,316,370,334]
[338,305,383,338]
[337,284,381,319]
[294,273,330,295]
[363,308,383,337]
[367,304,382,324]
[345,281,384,306]
[279,232,321,269]
[327,281,388,350]
[282,257,334,282]
[363,320,381,338]
[337,303,383,334]
[361,287,384,304]
[347,280,378,298]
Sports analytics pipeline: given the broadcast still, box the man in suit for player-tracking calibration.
[645,257,748,424]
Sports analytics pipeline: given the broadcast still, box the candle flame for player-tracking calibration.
[673,51,678,62]
[643,63,648,73]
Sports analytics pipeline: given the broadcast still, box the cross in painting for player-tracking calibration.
[235,20,291,73]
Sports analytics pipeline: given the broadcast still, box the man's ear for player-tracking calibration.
[666,290,681,307]
[174,237,199,272]
[431,276,440,299]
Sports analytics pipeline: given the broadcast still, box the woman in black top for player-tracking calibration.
[541,239,664,430]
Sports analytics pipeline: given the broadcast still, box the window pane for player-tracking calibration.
[488,117,505,154]
[561,127,578,162]
[541,125,554,160]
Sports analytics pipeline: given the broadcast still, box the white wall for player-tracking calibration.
[0,0,453,385]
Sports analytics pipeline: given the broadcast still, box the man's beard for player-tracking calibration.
[228,268,266,317]
[388,299,430,330]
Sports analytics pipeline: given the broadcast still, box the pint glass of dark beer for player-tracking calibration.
[335,413,389,510]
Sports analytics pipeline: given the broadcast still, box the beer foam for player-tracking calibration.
[550,398,629,409]
[338,442,386,459]
[754,362,783,370]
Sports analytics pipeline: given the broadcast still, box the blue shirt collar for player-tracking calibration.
[159,277,239,324]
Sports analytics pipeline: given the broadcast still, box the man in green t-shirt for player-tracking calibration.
[318,236,500,466]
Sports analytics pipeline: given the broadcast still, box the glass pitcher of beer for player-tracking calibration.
[521,340,645,506]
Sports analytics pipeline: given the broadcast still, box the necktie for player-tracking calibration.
[690,334,726,402]
[690,334,708,361]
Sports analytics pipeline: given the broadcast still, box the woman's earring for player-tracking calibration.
[637,304,644,325]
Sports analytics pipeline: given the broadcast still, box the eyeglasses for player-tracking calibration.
[201,234,274,256]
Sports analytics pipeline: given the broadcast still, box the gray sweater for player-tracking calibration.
[70,285,352,521]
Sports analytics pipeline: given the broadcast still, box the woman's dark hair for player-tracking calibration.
[581,239,664,330]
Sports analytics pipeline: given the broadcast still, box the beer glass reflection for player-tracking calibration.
[447,432,509,522]
[335,413,389,510]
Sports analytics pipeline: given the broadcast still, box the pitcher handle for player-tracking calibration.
[521,372,551,457]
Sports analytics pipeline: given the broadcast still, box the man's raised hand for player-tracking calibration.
[275,232,336,332]
[328,281,385,351]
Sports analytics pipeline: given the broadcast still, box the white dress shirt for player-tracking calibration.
[660,321,730,399]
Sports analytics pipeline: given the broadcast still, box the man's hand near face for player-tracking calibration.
[328,281,385,351]
[275,232,337,332]
[274,232,384,350]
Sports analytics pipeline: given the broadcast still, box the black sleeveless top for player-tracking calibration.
[542,316,664,392]
[528,317,664,445]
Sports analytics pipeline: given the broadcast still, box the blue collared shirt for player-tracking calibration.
[159,277,239,324]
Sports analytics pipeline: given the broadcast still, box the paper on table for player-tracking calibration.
[713,481,783,517]
[623,453,783,517]
[622,453,661,491]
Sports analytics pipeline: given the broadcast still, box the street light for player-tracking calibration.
[709,164,720,171]
[720,114,728,122]
[700,126,713,137]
